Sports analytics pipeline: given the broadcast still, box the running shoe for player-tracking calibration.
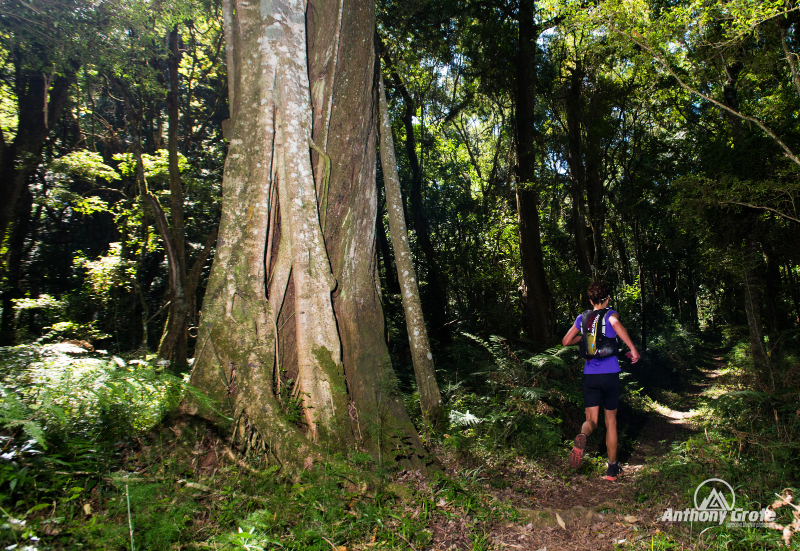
[569,433,587,469]
[605,461,622,481]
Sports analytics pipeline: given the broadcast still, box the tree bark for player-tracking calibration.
[309,0,428,464]
[515,0,553,346]
[378,73,443,428]
[189,0,427,468]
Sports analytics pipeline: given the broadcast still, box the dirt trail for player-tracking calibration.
[457,352,728,551]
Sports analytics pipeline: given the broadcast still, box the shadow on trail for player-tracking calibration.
[594,346,727,464]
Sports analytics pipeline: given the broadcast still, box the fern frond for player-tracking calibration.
[449,409,484,427]
[509,387,546,402]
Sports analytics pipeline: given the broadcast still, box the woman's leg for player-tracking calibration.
[604,407,618,463]
[582,406,600,437]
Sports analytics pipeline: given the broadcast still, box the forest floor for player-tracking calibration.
[412,350,739,551]
[11,341,794,551]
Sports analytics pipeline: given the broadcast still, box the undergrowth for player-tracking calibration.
[623,329,800,550]
[0,341,512,550]
[3,323,799,550]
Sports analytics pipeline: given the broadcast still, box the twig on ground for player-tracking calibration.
[395,531,419,551]
[320,535,337,551]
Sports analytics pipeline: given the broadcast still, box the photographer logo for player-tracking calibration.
[659,478,768,526]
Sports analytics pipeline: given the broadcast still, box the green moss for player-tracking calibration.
[311,345,344,381]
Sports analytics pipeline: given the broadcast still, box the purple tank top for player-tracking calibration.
[574,309,621,375]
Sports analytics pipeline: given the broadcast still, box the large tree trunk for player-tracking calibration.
[515,0,553,346]
[0,60,73,344]
[378,73,443,428]
[189,0,426,469]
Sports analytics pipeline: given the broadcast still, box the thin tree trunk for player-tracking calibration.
[633,218,646,352]
[585,171,606,272]
[565,63,592,280]
[742,236,771,387]
[376,193,400,295]
[762,246,784,349]
[136,221,151,350]
[607,218,632,284]
[378,73,443,428]
[515,0,553,345]
[155,27,218,371]
[394,75,448,334]
[570,186,593,279]
[786,260,800,324]
[158,26,190,369]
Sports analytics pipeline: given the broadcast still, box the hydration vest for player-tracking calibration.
[579,307,623,360]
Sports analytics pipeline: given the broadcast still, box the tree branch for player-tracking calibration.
[718,200,800,224]
[186,227,219,299]
[611,21,800,168]
[780,27,800,98]
[441,93,474,124]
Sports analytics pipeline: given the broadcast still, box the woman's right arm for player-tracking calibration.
[562,325,581,346]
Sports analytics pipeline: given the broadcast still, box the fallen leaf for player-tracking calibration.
[624,515,638,523]
[83,503,92,515]
[556,512,566,530]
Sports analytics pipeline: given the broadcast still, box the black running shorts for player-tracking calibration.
[582,372,620,410]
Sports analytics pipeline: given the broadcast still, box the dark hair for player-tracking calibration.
[587,281,611,305]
